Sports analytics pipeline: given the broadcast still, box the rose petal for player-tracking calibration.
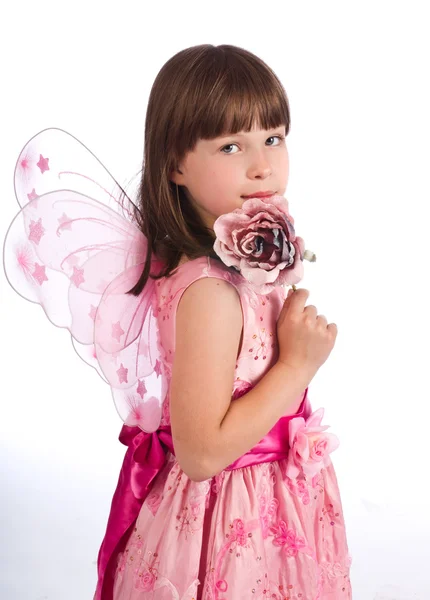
[286,459,301,480]
[295,433,310,462]
[241,262,282,286]
[213,239,241,269]
[289,416,306,442]
[305,408,325,429]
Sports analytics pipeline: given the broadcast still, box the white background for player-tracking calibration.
[1,1,429,599]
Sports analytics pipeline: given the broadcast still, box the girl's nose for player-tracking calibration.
[246,154,272,179]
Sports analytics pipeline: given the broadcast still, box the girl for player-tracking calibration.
[4,44,352,599]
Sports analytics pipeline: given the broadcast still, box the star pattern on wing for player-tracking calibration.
[112,321,125,343]
[27,188,40,209]
[117,363,128,384]
[36,154,50,174]
[136,379,147,399]
[33,263,48,285]
[57,213,73,233]
[28,218,45,245]
[154,359,162,377]
[70,266,85,287]
[27,188,39,202]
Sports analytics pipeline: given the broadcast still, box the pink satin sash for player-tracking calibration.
[94,388,310,600]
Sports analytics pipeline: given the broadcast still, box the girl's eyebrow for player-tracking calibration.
[215,129,284,141]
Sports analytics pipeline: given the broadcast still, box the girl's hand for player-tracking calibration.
[276,288,338,380]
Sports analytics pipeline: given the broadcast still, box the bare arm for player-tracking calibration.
[215,361,310,475]
[170,278,310,482]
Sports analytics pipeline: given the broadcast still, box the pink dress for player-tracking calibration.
[111,256,352,600]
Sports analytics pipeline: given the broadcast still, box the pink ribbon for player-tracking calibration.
[94,424,174,600]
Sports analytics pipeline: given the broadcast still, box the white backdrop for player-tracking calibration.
[1,1,428,599]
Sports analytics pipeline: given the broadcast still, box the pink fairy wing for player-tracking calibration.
[4,128,166,432]
[14,127,133,218]
[93,264,168,430]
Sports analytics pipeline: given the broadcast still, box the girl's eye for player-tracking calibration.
[266,135,285,146]
[221,143,239,155]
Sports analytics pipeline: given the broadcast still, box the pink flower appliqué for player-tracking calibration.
[286,408,340,480]
[269,520,308,557]
[134,567,156,592]
[213,195,315,294]
[146,492,162,516]
[229,519,248,546]
[285,477,311,505]
[259,494,279,538]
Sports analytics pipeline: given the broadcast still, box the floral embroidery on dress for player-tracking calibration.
[318,555,353,597]
[284,470,325,505]
[134,561,158,592]
[248,326,276,361]
[269,519,315,561]
[115,539,159,592]
[211,470,226,495]
[258,464,279,539]
[252,574,307,600]
[203,517,261,599]
[146,491,163,516]
[156,281,175,321]
[284,475,312,505]
[321,502,341,527]
[175,481,211,539]
[116,542,200,598]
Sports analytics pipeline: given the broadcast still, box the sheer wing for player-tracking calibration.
[3,128,167,432]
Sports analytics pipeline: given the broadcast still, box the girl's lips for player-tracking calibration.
[241,191,276,199]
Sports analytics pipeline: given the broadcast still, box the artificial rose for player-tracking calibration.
[213,194,315,294]
[286,408,340,480]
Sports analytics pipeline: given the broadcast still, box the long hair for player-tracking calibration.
[127,44,291,296]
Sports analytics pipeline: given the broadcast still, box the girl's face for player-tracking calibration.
[171,124,289,229]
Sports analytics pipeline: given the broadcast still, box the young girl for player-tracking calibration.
[4,44,352,599]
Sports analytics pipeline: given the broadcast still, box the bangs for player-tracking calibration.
[171,45,290,158]
[197,69,290,139]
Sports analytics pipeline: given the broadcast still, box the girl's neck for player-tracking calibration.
[177,254,190,267]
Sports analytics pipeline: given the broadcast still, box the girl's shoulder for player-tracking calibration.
[162,255,243,290]
[155,254,286,315]
[154,255,252,324]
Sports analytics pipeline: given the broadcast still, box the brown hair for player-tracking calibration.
[127,44,291,296]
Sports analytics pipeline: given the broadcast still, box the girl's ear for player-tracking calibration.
[169,167,185,185]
